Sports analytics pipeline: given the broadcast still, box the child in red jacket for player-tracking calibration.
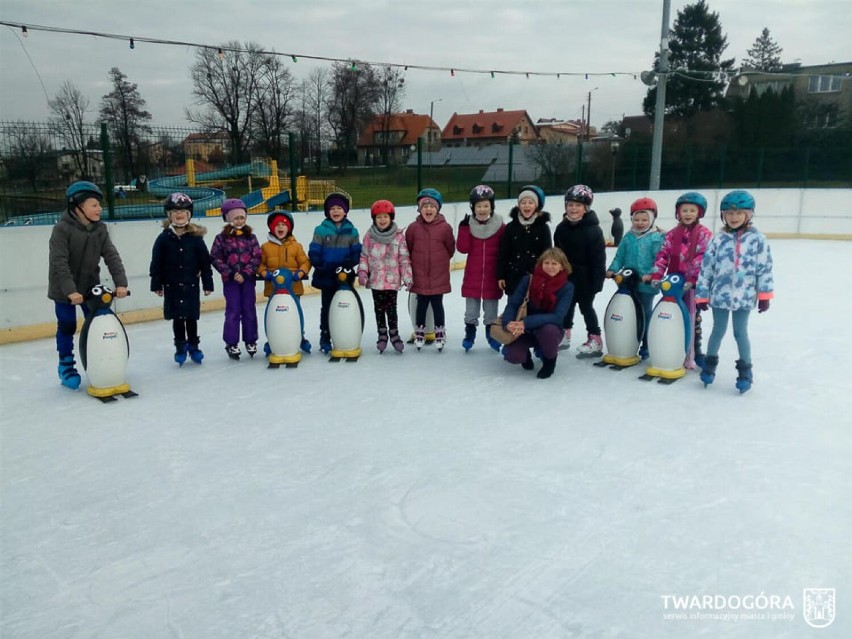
[458,184,505,352]
[405,188,455,351]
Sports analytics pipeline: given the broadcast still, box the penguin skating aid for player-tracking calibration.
[328,267,364,362]
[406,293,436,345]
[79,285,138,402]
[638,273,690,384]
[263,269,306,369]
[594,268,644,370]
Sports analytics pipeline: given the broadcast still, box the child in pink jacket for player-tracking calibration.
[357,200,412,353]
[646,192,713,369]
[458,184,505,352]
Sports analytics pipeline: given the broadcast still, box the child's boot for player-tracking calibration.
[462,324,476,352]
[735,359,753,394]
[319,330,332,354]
[699,355,719,387]
[414,325,425,350]
[376,328,389,353]
[58,354,81,390]
[484,324,501,351]
[300,335,312,353]
[174,339,188,366]
[226,344,241,360]
[245,342,258,358]
[389,329,404,353]
[435,326,446,352]
[537,357,557,379]
[577,333,603,358]
[188,339,204,364]
[558,328,572,351]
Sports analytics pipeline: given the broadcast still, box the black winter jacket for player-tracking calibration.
[149,223,215,320]
[553,209,606,299]
[496,208,552,297]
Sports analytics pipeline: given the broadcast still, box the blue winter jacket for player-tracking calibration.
[607,227,665,295]
[501,273,574,332]
[696,226,774,311]
[308,218,362,289]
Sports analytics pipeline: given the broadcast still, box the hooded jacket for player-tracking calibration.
[404,212,455,295]
[210,224,262,283]
[358,223,413,291]
[553,209,607,299]
[149,222,214,320]
[48,210,128,302]
[496,207,552,297]
[258,234,311,297]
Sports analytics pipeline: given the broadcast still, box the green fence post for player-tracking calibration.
[802,146,811,188]
[289,132,298,212]
[718,145,726,189]
[100,122,115,220]
[507,141,514,198]
[416,138,423,193]
[757,147,764,188]
[576,142,584,184]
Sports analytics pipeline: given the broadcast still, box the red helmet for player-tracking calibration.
[630,197,658,217]
[370,199,395,220]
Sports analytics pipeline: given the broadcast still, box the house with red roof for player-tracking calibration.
[441,108,540,148]
[357,110,441,166]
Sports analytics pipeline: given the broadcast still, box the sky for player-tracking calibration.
[1,239,850,638]
[1,1,851,130]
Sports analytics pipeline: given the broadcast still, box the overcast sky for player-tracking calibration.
[1,0,850,131]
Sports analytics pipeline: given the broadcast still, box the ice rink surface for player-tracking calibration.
[2,240,850,638]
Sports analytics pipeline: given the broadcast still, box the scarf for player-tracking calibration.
[668,222,699,275]
[528,264,568,312]
[469,214,503,240]
[367,222,398,245]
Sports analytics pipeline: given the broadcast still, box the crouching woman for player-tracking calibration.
[501,248,574,379]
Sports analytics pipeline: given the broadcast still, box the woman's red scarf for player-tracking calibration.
[528,264,568,312]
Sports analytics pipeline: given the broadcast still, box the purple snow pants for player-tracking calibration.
[222,280,259,346]
[502,323,562,364]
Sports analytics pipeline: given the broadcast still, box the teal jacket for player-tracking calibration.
[607,227,664,295]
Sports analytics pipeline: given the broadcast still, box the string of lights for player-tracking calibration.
[1,20,846,83]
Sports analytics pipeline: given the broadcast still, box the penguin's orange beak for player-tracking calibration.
[615,275,623,285]
[101,293,112,304]
[275,275,285,285]
[661,281,671,292]
[337,272,347,282]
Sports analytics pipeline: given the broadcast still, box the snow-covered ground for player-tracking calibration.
[1,239,849,639]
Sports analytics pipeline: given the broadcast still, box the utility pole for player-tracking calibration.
[649,0,671,190]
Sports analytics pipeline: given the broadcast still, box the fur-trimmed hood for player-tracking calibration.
[508,206,551,224]
[161,220,207,236]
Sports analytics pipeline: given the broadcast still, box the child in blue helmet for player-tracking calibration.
[696,190,774,393]
[308,192,362,354]
[647,192,713,369]
[405,188,455,351]
[210,198,263,360]
[150,193,214,365]
[48,181,129,390]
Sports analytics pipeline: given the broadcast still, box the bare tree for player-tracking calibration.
[375,66,406,165]
[186,42,270,164]
[325,61,381,171]
[301,68,330,172]
[99,67,152,183]
[49,81,92,180]
[528,143,576,189]
[251,57,296,163]
[5,121,53,190]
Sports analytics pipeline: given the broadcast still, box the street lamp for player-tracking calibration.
[428,98,442,180]
[586,88,599,142]
[610,140,620,191]
[648,0,672,190]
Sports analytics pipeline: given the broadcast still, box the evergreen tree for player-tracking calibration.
[744,28,783,72]
[99,68,152,183]
[643,0,735,119]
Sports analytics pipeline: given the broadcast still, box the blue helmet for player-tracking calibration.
[720,190,755,211]
[66,181,103,208]
[675,192,707,219]
[417,188,443,211]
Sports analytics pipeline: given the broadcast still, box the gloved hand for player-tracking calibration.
[403,279,412,291]
[650,279,661,288]
[758,299,770,313]
[683,281,693,291]
[696,301,709,312]
[357,272,367,287]
[460,214,471,227]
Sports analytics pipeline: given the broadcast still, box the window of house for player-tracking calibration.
[808,75,841,93]
[453,125,463,135]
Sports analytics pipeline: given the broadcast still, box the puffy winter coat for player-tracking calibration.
[553,209,607,299]
[696,226,774,311]
[258,234,311,297]
[404,213,455,295]
[308,218,362,290]
[496,208,553,297]
[48,210,128,301]
[607,227,665,295]
[457,214,504,300]
[651,222,712,285]
[210,225,262,283]
[149,222,214,320]
[501,273,574,333]
[358,223,412,291]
